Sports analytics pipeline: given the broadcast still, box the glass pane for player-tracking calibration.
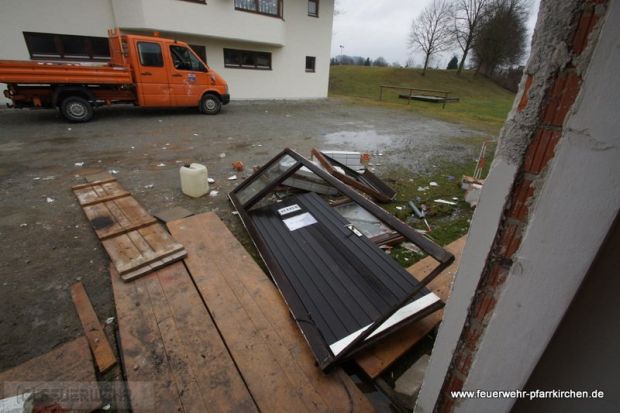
[242,52,257,67]
[189,44,207,63]
[306,56,315,71]
[61,35,88,57]
[258,0,278,15]
[138,42,163,67]
[235,0,257,11]
[224,49,241,66]
[170,45,204,71]
[236,154,297,205]
[91,37,110,59]
[25,33,60,58]
[256,53,271,68]
[334,203,394,239]
[308,0,318,16]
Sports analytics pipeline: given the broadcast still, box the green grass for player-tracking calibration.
[329,66,515,135]
[380,149,495,267]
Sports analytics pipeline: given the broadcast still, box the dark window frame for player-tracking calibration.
[305,56,316,73]
[169,45,207,72]
[137,42,164,68]
[178,0,206,4]
[308,0,319,17]
[23,32,110,62]
[234,0,283,19]
[224,48,272,70]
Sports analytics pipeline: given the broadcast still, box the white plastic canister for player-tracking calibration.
[180,163,209,198]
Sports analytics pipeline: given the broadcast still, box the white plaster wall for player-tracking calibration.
[457,2,620,411]
[0,0,334,103]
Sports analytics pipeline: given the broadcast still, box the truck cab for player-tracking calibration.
[120,33,229,113]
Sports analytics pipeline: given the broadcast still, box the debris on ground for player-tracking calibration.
[228,175,237,181]
[153,206,194,223]
[45,197,55,203]
[434,199,457,206]
[219,152,226,159]
[208,177,215,184]
[232,161,245,171]
[74,162,84,167]
[429,181,439,187]
[209,190,219,197]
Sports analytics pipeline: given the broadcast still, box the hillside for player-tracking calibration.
[329,66,516,134]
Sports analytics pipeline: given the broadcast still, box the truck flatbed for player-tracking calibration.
[0,60,132,85]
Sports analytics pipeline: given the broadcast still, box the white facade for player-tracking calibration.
[0,0,334,102]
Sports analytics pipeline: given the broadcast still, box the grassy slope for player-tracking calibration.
[329,65,515,135]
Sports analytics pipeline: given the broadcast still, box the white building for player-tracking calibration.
[0,0,334,103]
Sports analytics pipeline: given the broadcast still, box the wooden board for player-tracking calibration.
[111,261,257,413]
[73,177,186,281]
[354,236,467,379]
[70,282,116,373]
[168,212,375,413]
[0,337,101,412]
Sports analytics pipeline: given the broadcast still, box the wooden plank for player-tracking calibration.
[80,192,131,206]
[71,177,117,190]
[73,180,128,206]
[111,262,257,413]
[70,282,117,373]
[168,212,375,413]
[354,236,467,379]
[120,250,187,282]
[82,196,156,240]
[0,337,101,412]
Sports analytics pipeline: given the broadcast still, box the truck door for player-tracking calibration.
[168,45,210,107]
[134,41,171,106]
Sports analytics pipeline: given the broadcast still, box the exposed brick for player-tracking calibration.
[487,264,509,288]
[440,397,455,413]
[447,375,464,393]
[508,177,534,221]
[542,74,568,125]
[517,74,533,112]
[473,292,497,321]
[497,222,522,258]
[524,129,562,174]
[464,327,481,350]
[572,6,596,55]
[552,71,581,126]
[454,351,473,375]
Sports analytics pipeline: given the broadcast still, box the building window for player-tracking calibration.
[224,49,272,70]
[306,56,316,72]
[308,0,319,17]
[179,0,206,3]
[23,32,110,61]
[137,42,164,67]
[189,44,207,64]
[234,0,282,18]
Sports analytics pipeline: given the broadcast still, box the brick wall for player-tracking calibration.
[435,1,610,411]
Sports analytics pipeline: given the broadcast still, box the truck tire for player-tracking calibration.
[60,96,94,123]
[200,94,221,115]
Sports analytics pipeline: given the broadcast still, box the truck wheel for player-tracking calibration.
[60,96,94,122]
[200,94,221,115]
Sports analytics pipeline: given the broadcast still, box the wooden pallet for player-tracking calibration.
[354,236,467,379]
[72,178,186,281]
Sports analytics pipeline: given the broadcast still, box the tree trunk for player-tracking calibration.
[422,53,430,76]
[457,36,472,75]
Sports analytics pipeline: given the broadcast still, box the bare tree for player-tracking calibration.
[408,0,454,75]
[452,0,489,74]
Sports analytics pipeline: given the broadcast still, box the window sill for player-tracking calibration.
[308,14,319,18]
[225,65,272,71]
[305,70,316,73]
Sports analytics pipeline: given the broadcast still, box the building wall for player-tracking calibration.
[0,0,334,103]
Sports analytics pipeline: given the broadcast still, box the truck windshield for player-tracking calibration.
[170,45,206,72]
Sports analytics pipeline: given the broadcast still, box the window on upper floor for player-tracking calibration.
[234,0,282,18]
[308,0,319,17]
[23,32,110,61]
[224,49,272,70]
[306,56,316,72]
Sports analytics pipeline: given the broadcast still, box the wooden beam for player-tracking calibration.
[70,282,117,373]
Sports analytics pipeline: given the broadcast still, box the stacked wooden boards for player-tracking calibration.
[112,212,375,412]
[354,236,467,379]
[72,178,186,281]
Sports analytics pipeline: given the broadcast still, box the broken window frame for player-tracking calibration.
[311,149,397,202]
[229,148,454,369]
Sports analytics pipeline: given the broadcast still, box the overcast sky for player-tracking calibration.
[330,0,541,67]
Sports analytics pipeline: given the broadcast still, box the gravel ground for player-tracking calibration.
[0,98,483,371]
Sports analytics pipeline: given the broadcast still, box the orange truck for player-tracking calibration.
[0,29,229,122]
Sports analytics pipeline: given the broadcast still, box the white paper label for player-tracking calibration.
[278,204,302,216]
[282,212,317,231]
